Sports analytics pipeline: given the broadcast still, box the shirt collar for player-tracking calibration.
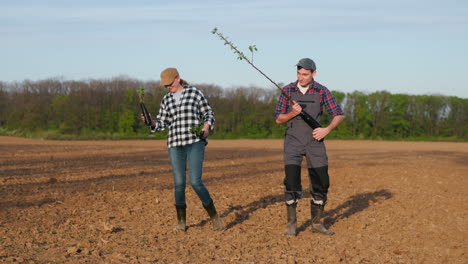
[293,79,316,92]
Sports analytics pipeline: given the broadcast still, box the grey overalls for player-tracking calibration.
[283,92,330,204]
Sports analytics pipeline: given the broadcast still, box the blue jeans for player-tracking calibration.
[168,141,213,208]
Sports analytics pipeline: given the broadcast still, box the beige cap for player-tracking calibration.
[160,68,179,86]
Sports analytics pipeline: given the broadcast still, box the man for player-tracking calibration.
[274,58,344,236]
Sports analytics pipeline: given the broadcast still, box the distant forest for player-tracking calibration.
[0,77,466,141]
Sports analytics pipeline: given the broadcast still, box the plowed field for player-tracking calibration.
[0,137,467,263]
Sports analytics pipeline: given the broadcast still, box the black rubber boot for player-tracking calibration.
[284,203,297,236]
[203,201,224,231]
[175,206,187,232]
[311,201,334,235]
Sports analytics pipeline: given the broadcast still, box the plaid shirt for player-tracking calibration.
[274,80,344,118]
[151,85,215,148]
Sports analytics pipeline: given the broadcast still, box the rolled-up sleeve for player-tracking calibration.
[322,88,344,117]
[151,99,172,133]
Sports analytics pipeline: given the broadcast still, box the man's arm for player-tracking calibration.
[275,103,302,124]
[312,115,344,141]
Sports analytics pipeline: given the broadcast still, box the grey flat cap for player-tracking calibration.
[296,58,316,71]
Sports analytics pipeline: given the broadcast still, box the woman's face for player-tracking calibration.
[165,77,182,93]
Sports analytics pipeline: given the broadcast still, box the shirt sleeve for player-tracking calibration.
[274,87,291,118]
[197,90,215,129]
[150,97,172,133]
[321,88,344,117]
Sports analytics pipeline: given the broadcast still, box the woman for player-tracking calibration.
[142,67,223,232]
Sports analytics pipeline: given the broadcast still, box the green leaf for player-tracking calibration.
[137,86,145,103]
[190,125,204,137]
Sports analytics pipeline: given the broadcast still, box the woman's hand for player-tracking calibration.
[202,123,211,138]
[140,113,155,127]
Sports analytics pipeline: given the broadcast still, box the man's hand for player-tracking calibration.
[312,115,344,141]
[275,103,302,124]
[312,127,330,141]
[291,103,302,116]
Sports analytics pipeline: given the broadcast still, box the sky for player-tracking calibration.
[1,0,468,98]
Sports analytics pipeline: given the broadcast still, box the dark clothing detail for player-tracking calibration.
[284,164,302,205]
[308,166,330,203]
[284,165,303,192]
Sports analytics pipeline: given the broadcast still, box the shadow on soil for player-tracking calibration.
[187,193,282,230]
[298,189,393,234]
[196,189,393,232]
[0,197,63,210]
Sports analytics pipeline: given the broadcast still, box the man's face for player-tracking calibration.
[297,68,316,87]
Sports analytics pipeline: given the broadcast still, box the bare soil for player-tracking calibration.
[0,136,467,263]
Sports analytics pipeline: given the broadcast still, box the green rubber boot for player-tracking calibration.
[175,206,187,232]
[285,203,297,236]
[203,201,224,231]
[311,201,334,236]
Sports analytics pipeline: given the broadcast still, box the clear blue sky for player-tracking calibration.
[2,0,467,98]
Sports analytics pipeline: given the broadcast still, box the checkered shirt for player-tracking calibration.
[151,85,215,148]
[274,80,344,118]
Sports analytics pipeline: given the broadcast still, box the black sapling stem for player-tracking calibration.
[140,102,152,127]
[137,86,152,127]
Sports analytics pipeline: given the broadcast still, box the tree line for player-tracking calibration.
[0,77,466,141]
